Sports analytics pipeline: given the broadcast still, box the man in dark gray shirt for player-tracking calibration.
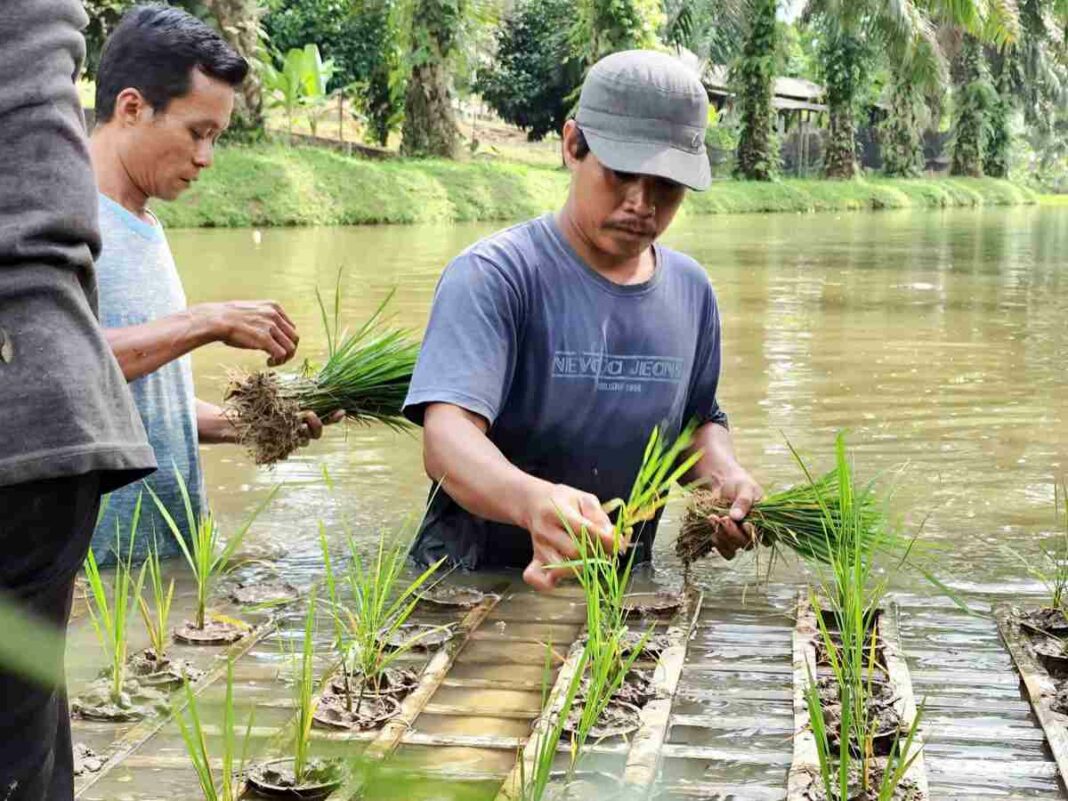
[0,2,155,797]
[403,51,762,590]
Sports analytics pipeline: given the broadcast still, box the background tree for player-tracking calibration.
[733,0,780,180]
[400,0,466,157]
[201,0,268,132]
[571,0,665,69]
[878,5,944,177]
[475,0,580,141]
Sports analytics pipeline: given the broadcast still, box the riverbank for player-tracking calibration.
[154,143,1038,228]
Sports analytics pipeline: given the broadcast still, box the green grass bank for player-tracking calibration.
[155,143,1038,229]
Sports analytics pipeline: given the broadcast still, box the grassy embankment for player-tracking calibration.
[154,143,1039,229]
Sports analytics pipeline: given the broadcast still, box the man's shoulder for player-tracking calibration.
[658,244,715,294]
[444,216,550,286]
[458,216,550,266]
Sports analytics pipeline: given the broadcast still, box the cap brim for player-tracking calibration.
[583,129,711,192]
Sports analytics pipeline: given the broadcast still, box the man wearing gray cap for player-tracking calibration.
[403,50,761,590]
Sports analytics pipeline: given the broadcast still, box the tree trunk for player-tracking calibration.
[400,0,462,158]
[880,77,925,178]
[734,0,778,181]
[950,33,988,177]
[822,33,863,180]
[984,49,1012,178]
[201,0,265,133]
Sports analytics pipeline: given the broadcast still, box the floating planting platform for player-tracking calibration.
[788,593,928,801]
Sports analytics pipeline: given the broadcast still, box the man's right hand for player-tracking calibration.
[194,300,299,366]
[520,482,617,592]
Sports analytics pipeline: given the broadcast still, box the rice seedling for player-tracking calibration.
[225,276,419,465]
[176,658,254,801]
[293,591,320,783]
[799,434,925,799]
[137,544,175,659]
[518,641,588,801]
[547,425,700,774]
[83,496,146,706]
[338,526,445,712]
[149,468,278,637]
[677,456,892,568]
[1004,480,1068,614]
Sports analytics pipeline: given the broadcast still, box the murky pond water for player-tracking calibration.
[70,205,1068,799]
[176,204,1068,590]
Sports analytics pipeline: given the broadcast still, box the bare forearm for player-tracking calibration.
[106,308,215,381]
[423,404,549,529]
[687,421,745,490]
[196,398,238,444]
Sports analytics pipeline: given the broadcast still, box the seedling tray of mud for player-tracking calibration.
[788,593,928,801]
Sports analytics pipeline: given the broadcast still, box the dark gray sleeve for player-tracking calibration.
[684,284,729,430]
[403,252,522,427]
[0,0,100,282]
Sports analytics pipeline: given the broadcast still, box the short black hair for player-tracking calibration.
[574,125,590,158]
[95,4,249,123]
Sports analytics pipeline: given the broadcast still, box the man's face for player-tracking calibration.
[561,120,687,259]
[117,68,235,201]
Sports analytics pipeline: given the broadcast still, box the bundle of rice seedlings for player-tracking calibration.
[225,277,418,465]
[676,435,892,567]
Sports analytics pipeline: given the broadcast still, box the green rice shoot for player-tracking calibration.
[176,658,254,801]
[83,495,146,705]
[137,543,175,659]
[149,467,278,630]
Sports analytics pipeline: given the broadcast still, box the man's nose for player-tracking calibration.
[624,177,657,215]
[193,141,213,168]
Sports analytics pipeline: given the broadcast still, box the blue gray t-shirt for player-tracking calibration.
[403,213,727,570]
[90,194,204,564]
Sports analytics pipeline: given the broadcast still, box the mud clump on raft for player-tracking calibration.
[246,757,343,800]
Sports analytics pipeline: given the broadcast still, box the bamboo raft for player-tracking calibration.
[67,579,1068,800]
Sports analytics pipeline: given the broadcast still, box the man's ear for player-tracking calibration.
[112,87,152,126]
[560,119,579,171]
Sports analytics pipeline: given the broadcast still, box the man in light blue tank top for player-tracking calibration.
[404,51,764,589]
[88,7,339,564]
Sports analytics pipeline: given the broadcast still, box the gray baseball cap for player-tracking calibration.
[575,50,711,192]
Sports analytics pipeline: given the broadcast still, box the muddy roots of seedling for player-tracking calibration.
[224,370,307,465]
[676,490,753,565]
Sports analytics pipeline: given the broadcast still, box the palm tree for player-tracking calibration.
[400,0,466,157]
[734,0,781,180]
[202,0,267,132]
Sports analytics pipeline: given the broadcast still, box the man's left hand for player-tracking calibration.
[705,467,763,560]
[296,410,345,447]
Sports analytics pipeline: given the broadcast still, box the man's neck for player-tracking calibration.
[89,130,152,223]
[555,206,655,286]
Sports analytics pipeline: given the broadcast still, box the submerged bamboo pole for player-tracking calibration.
[994,603,1068,787]
[621,588,703,791]
[493,635,586,801]
[787,591,823,799]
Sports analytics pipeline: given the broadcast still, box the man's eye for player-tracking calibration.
[612,169,638,183]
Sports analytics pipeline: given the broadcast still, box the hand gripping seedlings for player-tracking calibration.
[224,276,419,465]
